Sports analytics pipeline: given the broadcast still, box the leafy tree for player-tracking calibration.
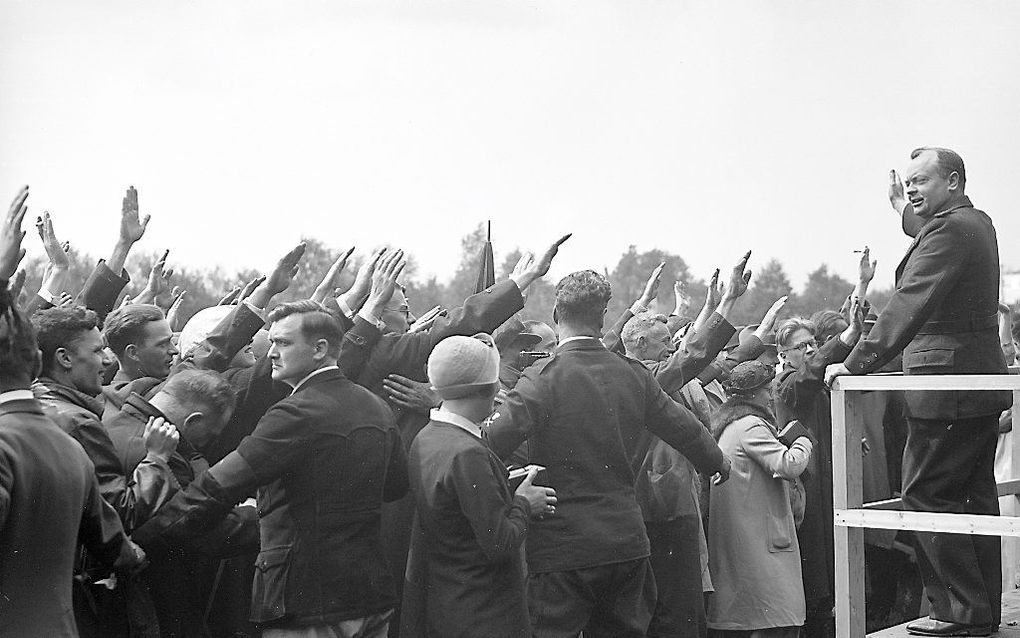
[732,258,795,325]
[790,264,853,317]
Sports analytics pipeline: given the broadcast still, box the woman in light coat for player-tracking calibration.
[707,361,813,638]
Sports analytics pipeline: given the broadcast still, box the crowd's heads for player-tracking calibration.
[155,369,236,451]
[523,320,557,353]
[427,333,500,401]
[776,317,817,370]
[104,304,178,380]
[621,312,673,362]
[810,310,848,346]
[0,286,40,388]
[32,306,110,396]
[382,285,414,335]
[906,146,966,218]
[266,300,342,386]
[553,270,612,332]
[722,360,776,400]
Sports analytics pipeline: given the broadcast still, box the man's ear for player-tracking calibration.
[124,343,139,364]
[948,171,961,191]
[552,305,559,326]
[181,411,204,434]
[636,335,648,352]
[313,338,329,360]
[54,346,74,372]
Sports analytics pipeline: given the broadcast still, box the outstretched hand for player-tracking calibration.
[755,295,789,339]
[37,211,70,271]
[889,169,907,215]
[637,262,665,308]
[311,246,355,304]
[247,243,306,310]
[1,186,29,279]
[363,249,407,320]
[510,234,571,292]
[119,186,150,244]
[672,280,691,318]
[857,246,877,286]
[723,250,752,300]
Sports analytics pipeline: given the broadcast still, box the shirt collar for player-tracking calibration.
[558,335,599,347]
[0,389,34,405]
[291,365,339,395]
[430,408,483,439]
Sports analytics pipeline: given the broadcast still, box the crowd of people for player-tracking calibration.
[0,145,1011,638]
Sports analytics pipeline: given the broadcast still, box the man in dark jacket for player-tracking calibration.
[0,189,145,637]
[488,270,731,637]
[828,147,1011,636]
[132,299,409,637]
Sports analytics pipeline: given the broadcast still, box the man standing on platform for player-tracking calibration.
[827,147,1011,637]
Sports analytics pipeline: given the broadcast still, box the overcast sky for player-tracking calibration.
[3,1,1019,291]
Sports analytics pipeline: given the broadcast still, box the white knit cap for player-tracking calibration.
[177,305,234,358]
[427,333,500,399]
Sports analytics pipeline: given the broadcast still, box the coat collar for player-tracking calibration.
[556,336,604,354]
[291,366,344,395]
[122,391,168,423]
[0,397,45,418]
[37,376,105,418]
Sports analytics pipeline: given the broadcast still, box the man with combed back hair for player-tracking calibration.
[488,269,732,638]
[0,185,145,637]
[132,298,409,638]
[827,147,1010,637]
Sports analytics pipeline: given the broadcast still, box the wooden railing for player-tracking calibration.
[829,373,1020,638]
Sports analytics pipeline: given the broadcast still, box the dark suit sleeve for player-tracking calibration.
[338,316,383,380]
[451,445,531,562]
[648,313,735,394]
[365,280,524,382]
[76,260,131,323]
[78,471,133,571]
[697,334,766,385]
[22,293,54,316]
[487,363,549,461]
[777,336,853,413]
[191,303,266,372]
[844,216,970,374]
[641,368,725,475]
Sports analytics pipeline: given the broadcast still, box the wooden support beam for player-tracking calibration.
[835,509,1020,536]
[832,388,866,638]
[832,374,1020,392]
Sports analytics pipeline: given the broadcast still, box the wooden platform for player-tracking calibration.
[870,590,1020,638]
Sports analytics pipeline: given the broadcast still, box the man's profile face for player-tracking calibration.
[642,322,675,362]
[67,327,113,396]
[134,319,178,380]
[268,313,320,387]
[905,150,957,218]
[381,287,413,335]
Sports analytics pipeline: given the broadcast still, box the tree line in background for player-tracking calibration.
[18,222,898,331]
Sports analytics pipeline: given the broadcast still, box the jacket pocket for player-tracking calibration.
[904,348,955,370]
[251,545,292,623]
[767,489,797,553]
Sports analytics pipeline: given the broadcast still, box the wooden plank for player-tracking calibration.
[1005,389,1020,589]
[869,588,1020,638]
[832,374,1020,392]
[861,480,1020,511]
[835,509,1020,536]
[832,388,866,638]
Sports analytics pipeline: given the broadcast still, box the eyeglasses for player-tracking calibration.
[781,340,817,355]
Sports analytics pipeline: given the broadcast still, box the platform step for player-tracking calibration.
[870,590,1020,638]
